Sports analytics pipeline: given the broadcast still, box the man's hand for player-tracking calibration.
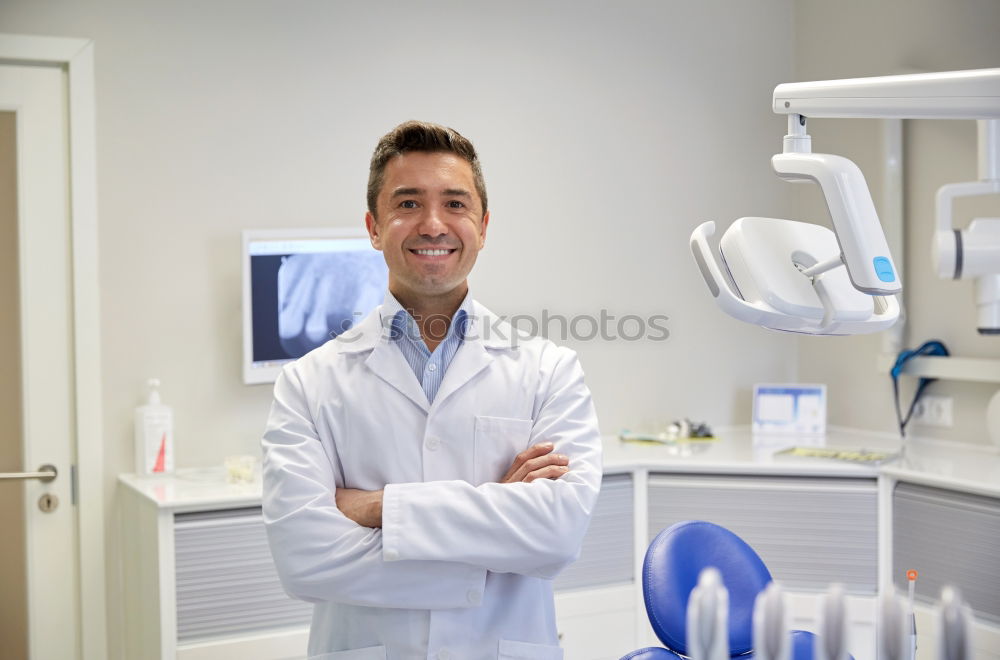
[500,442,570,484]
[335,488,383,528]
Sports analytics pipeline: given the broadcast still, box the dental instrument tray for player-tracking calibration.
[619,421,717,445]
[773,445,897,465]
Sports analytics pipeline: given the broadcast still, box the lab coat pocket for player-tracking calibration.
[474,415,534,485]
[308,645,387,660]
[498,638,564,659]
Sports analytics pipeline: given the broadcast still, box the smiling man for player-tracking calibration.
[261,121,602,660]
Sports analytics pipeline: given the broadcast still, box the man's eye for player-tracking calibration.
[399,200,418,209]
[446,200,465,208]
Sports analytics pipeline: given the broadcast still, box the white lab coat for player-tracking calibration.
[262,301,603,660]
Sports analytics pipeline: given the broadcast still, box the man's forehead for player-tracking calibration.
[381,152,478,195]
[384,151,473,177]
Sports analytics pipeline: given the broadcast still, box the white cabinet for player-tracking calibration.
[639,473,879,660]
[554,474,637,659]
[118,476,310,660]
[883,473,1000,660]
[117,431,1000,660]
[555,584,635,660]
[118,472,637,660]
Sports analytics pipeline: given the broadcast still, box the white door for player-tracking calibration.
[0,62,81,660]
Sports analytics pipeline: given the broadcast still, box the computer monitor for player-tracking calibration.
[242,227,388,384]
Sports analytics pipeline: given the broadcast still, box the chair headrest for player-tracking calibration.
[642,520,772,655]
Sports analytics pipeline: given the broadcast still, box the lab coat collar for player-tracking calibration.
[380,290,473,344]
[335,299,521,355]
[336,298,522,414]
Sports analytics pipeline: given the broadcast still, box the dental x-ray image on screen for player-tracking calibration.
[243,230,388,384]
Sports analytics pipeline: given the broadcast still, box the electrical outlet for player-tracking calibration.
[911,395,954,427]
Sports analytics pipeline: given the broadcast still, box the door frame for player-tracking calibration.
[0,34,105,660]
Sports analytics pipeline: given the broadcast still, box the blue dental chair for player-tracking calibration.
[620,521,825,660]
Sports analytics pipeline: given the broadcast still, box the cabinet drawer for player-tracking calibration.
[648,474,877,593]
[893,482,1000,625]
[174,507,311,642]
[555,584,635,660]
[555,474,634,591]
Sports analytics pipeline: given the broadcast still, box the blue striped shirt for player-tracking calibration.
[380,291,471,403]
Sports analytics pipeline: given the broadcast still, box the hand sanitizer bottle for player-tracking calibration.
[134,378,174,475]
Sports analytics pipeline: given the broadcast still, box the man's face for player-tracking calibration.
[366,151,489,302]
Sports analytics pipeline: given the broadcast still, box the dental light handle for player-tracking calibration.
[772,152,901,296]
[753,582,790,660]
[690,221,794,327]
[686,567,729,660]
[817,583,849,660]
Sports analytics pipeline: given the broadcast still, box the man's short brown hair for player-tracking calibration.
[367,120,487,218]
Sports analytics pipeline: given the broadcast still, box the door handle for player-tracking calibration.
[0,463,57,482]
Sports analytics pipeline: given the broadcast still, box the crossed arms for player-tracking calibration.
[335,442,573,527]
[261,348,602,608]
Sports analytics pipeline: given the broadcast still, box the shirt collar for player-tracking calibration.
[380,290,473,343]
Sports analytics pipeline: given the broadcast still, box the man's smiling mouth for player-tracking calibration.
[410,248,457,256]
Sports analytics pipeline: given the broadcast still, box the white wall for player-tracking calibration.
[0,1,797,657]
[792,0,1000,443]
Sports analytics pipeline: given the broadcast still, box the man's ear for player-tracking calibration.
[478,211,490,249]
[365,211,382,250]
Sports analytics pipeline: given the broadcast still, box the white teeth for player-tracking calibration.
[413,249,452,256]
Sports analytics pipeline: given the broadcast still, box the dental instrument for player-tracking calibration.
[878,590,911,660]
[938,586,973,660]
[906,570,918,660]
[817,583,849,660]
[752,582,790,660]
[686,567,729,660]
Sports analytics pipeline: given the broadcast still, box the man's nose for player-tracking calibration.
[417,208,448,237]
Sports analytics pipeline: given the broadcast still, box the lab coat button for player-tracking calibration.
[437,649,453,660]
[425,437,441,451]
[467,589,482,605]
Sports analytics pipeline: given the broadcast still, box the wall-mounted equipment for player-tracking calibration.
[691,68,1000,335]
[242,228,387,384]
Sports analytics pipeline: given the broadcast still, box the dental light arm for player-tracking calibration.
[692,68,1000,335]
[772,149,900,295]
[933,120,1000,333]
[772,69,1000,119]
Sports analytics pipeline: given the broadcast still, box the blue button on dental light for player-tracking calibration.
[873,256,895,283]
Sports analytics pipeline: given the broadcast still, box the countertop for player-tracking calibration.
[880,435,1000,498]
[119,426,999,510]
[602,426,899,478]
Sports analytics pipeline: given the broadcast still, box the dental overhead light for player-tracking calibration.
[691,68,1000,335]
